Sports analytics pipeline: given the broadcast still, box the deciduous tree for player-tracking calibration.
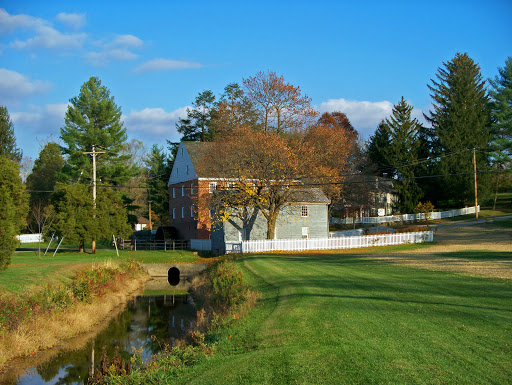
[242,71,317,133]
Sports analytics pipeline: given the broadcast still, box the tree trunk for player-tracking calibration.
[79,239,85,253]
[266,214,277,240]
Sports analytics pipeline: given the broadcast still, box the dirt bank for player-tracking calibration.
[0,273,150,372]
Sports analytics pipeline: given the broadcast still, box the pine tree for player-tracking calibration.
[0,106,22,163]
[380,97,423,213]
[488,57,512,208]
[0,156,28,270]
[368,121,392,177]
[26,142,65,204]
[60,77,136,185]
[425,53,492,205]
[145,145,173,226]
[176,90,216,142]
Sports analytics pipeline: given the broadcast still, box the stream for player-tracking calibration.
[1,278,197,385]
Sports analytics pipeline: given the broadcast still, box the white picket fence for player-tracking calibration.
[224,231,433,254]
[16,233,43,243]
[331,206,479,225]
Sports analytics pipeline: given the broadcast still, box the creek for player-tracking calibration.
[1,278,197,385]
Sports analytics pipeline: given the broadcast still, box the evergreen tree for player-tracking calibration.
[52,183,131,252]
[0,106,22,163]
[488,57,512,207]
[425,53,492,205]
[26,142,65,204]
[60,77,136,185]
[380,97,423,213]
[0,156,28,270]
[145,145,173,226]
[367,121,392,177]
[176,90,216,142]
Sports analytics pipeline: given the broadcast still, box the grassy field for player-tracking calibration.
[165,251,512,385]
[0,250,203,293]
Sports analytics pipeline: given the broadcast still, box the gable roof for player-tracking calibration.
[288,187,330,204]
[182,141,212,175]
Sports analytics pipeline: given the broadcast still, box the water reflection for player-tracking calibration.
[2,280,196,385]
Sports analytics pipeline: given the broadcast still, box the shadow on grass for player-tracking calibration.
[432,251,512,261]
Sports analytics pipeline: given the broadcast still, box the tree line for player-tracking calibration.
[0,52,510,266]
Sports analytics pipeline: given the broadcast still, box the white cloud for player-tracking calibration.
[11,103,68,133]
[87,34,144,66]
[0,8,43,34]
[134,58,202,73]
[1,9,86,51]
[55,12,86,30]
[0,68,51,103]
[123,107,189,141]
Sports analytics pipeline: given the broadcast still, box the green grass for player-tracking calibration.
[0,250,203,294]
[160,252,512,385]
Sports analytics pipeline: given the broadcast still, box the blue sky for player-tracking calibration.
[1,0,511,163]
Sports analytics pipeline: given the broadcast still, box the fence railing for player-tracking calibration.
[16,234,43,243]
[117,239,189,251]
[331,206,479,225]
[225,231,433,254]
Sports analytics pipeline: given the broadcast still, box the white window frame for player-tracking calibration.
[227,182,236,190]
[301,205,309,217]
[209,182,217,193]
[302,226,309,239]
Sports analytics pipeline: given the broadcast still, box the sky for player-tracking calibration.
[1,0,511,165]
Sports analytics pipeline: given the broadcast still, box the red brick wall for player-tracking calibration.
[168,179,212,240]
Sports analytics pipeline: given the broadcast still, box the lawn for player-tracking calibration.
[0,249,203,294]
[169,251,512,385]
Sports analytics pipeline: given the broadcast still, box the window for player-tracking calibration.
[190,206,194,218]
[181,207,184,218]
[227,182,236,190]
[172,187,175,199]
[182,185,185,197]
[301,205,308,217]
[172,208,175,219]
[190,183,194,195]
[176,168,179,176]
[209,182,217,193]
[181,148,184,157]
[186,165,189,175]
[302,227,309,239]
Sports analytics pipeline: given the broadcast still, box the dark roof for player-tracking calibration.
[288,187,330,204]
[183,141,213,177]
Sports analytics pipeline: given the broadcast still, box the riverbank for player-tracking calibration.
[0,262,149,371]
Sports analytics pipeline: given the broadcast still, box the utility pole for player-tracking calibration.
[149,201,153,230]
[83,145,105,253]
[473,148,479,220]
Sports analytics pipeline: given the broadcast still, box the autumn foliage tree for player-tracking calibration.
[242,71,317,133]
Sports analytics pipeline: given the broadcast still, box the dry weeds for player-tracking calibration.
[0,274,149,371]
